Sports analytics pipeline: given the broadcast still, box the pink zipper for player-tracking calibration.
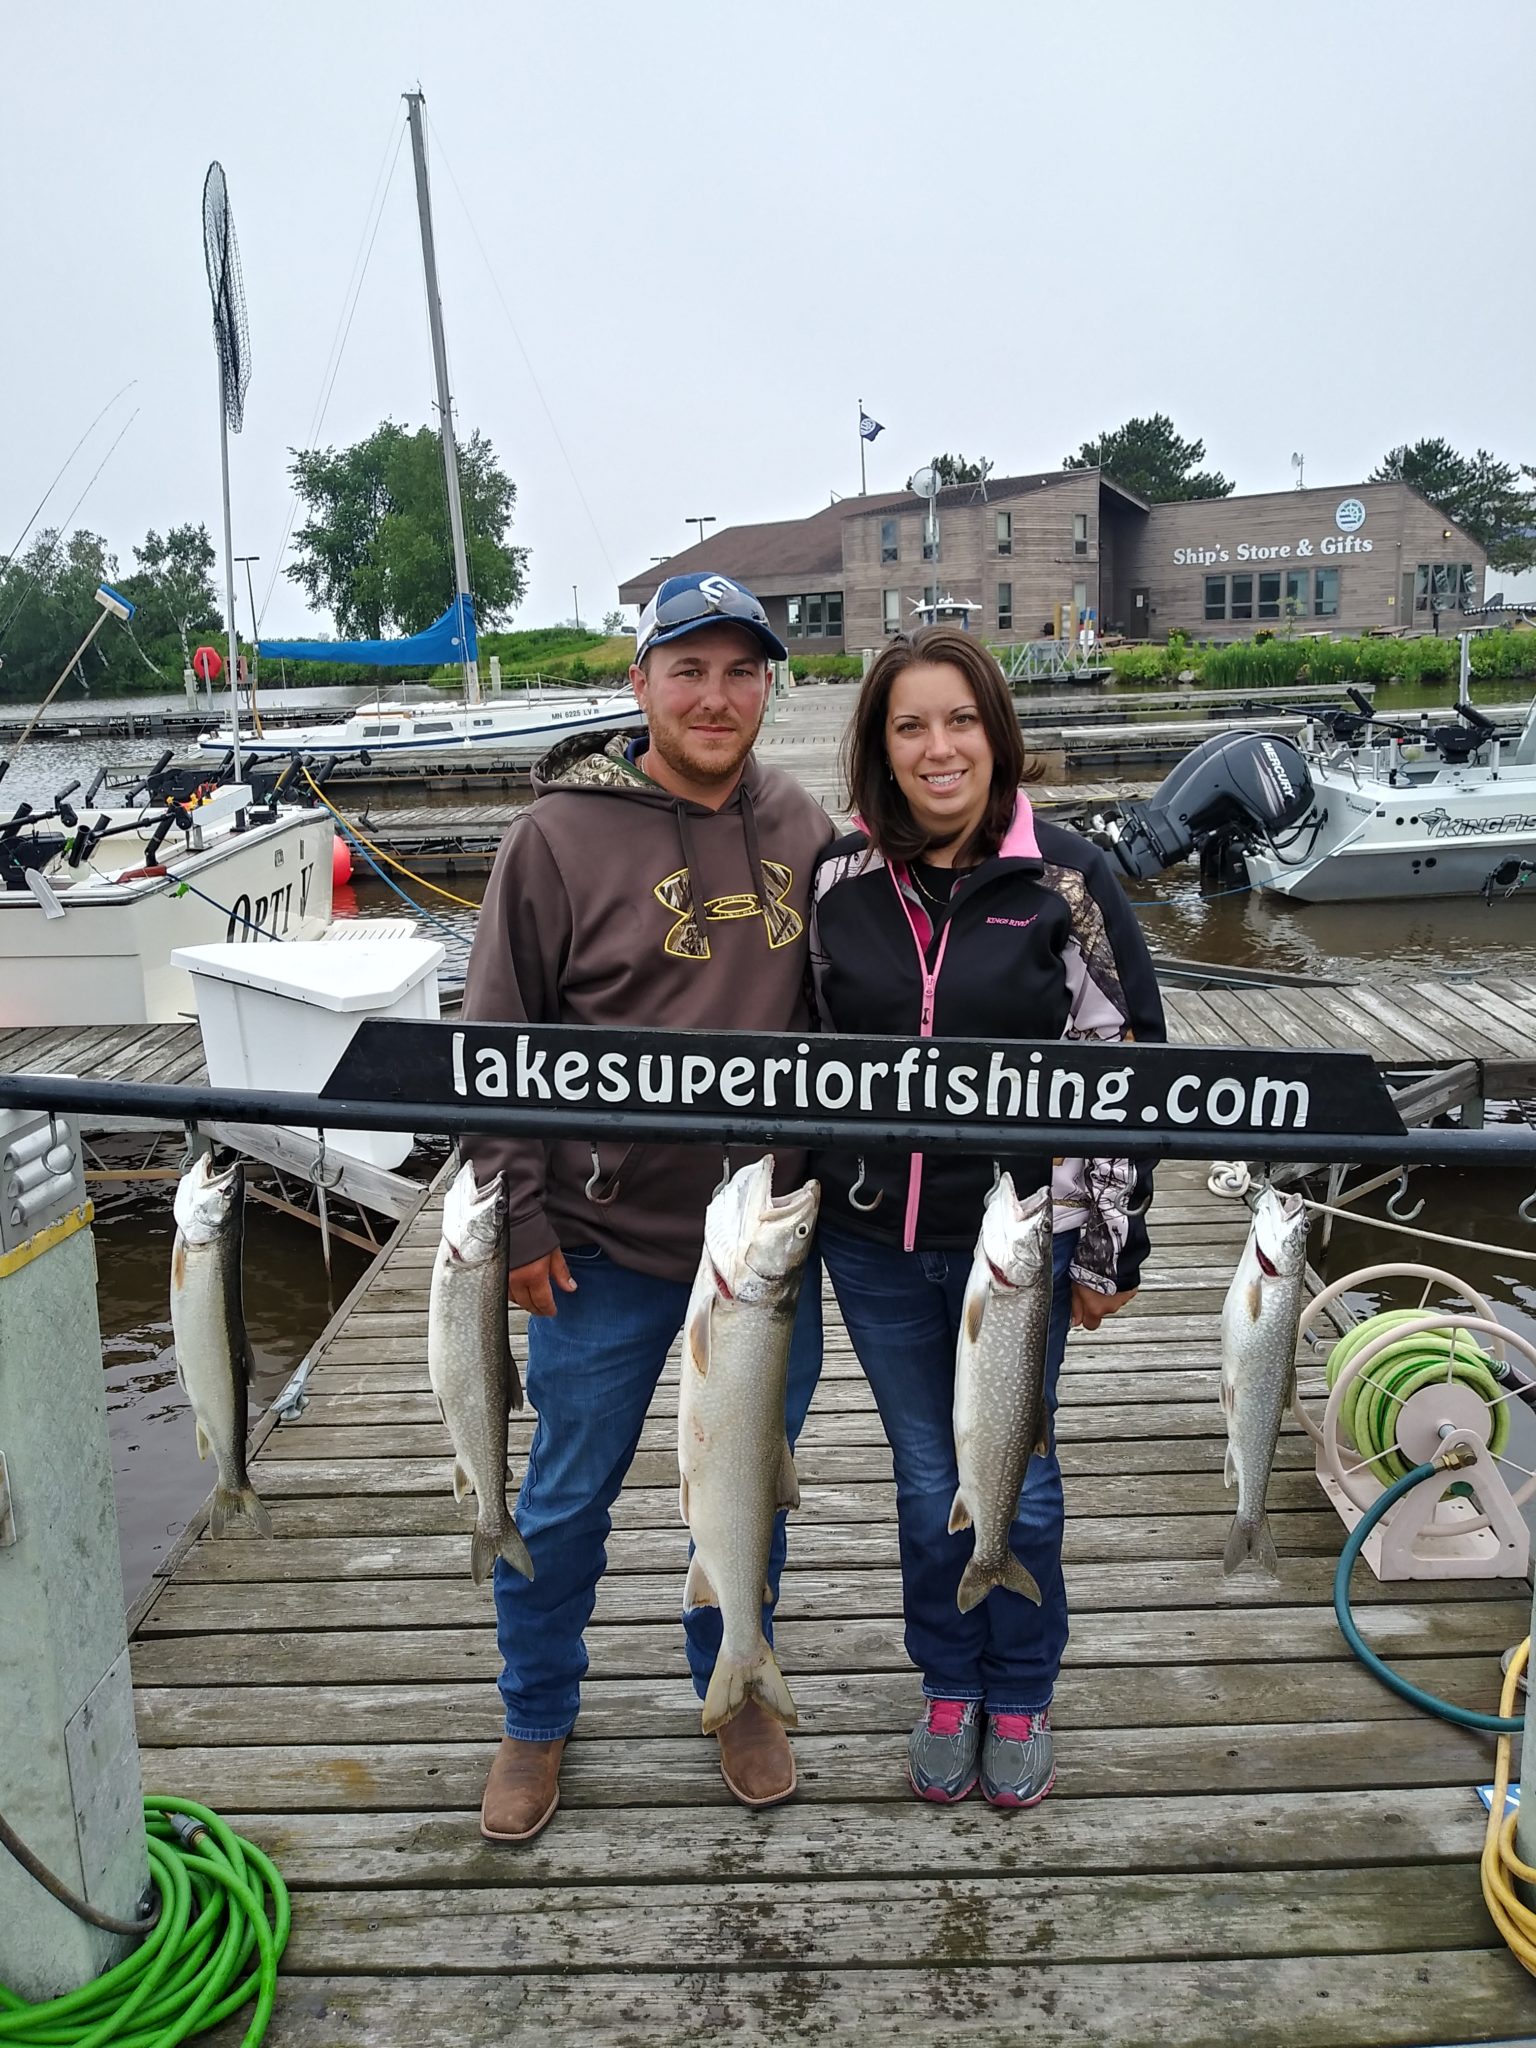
[890,866,952,1251]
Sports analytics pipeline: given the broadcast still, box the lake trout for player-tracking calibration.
[427,1162,534,1585]
[169,1151,271,1539]
[679,1155,819,1735]
[951,1175,1054,1612]
[1219,1185,1310,1576]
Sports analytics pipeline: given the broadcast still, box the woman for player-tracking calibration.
[810,626,1165,1809]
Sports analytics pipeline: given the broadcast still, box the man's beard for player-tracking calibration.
[646,712,756,787]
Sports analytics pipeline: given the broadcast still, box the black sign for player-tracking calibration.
[324,1022,1406,1143]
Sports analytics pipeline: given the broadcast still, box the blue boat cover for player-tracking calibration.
[259,596,477,667]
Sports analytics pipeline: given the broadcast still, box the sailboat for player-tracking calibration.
[198,90,639,764]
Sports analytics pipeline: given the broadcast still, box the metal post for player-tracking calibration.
[216,380,245,784]
[0,1113,149,1997]
[404,91,479,710]
[858,399,867,497]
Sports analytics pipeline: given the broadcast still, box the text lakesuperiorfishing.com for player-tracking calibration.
[446,1031,1318,1133]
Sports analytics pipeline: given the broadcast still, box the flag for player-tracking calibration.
[859,411,884,442]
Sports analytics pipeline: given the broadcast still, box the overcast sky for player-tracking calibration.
[4,0,1533,638]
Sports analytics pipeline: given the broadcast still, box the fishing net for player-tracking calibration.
[202,162,251,432]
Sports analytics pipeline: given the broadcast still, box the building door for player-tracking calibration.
[1129,586,1151,639]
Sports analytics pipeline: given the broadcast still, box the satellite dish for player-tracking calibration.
[909,465,938,499]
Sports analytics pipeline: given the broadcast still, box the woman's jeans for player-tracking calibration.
[493,1245,824,1742]
[820,1225,1077,1714]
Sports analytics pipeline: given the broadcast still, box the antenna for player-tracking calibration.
[203,163,252,782]
[909,466,940,561]
[1291,451,1305,490]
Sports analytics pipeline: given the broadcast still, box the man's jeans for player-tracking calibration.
[494,1245,824,1741]
[819,1225,1077,1715]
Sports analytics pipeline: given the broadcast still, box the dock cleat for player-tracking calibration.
[908,1697,983,1803]
[981,1707,1055,1809]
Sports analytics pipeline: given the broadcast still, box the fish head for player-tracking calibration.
[1249,1186,1309,1281]
[173,1152,243,1246]
[702,1155,820,1307]
[441,1160,507,1267]
[977,1174,1053,1292]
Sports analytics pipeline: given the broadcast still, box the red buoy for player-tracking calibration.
[332,835,353,887]
[192,645,224,683]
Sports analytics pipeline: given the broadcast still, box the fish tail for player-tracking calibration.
[957,1550,1043,1613]
[701,1639,798,1735]
[471,1517,535,1585]
[1222,1509,1280,1578]
[211,1483,272,1540]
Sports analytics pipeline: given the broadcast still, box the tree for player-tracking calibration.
[120,524,221,673]
[602,609,627,635]
[927,453,994,486]
[286,421,529,638]
[1064,415,1234,501]
[0,527,120,699]
[1371,439,1536,573]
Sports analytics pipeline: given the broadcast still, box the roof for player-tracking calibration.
[616,468,1152,605]
[618,494,910,605]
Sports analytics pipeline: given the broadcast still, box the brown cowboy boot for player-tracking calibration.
[716,1701,797,1809]
[480,1736,565,1843]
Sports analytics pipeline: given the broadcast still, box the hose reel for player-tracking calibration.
[1297,1263,1534,1581]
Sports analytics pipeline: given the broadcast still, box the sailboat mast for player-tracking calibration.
[404,90,480,708]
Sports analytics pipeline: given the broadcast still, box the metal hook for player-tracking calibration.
[178,1120,206,1173]
[987,1160,1003,1197]
[847,1158,883,1213]
[1519,1188,1536,1225]
[308,1129,344,1192]
[713,1153,733,1198]
[584,1144,620,1207]
[1385,1169,1425,1223]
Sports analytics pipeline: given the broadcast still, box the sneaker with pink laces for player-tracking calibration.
[981,1707,1055,1808]
[907,1698,982,1803]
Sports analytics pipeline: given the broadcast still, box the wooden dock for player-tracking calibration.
[127,1163,1536,2044]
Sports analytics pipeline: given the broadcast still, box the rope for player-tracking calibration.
[0,1796,289,2046]
[1301,1196,1536,1267]
[300,770,480,911]
[1483,1638,1536,1977]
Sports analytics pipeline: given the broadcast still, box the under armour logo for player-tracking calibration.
[653,863,802,958]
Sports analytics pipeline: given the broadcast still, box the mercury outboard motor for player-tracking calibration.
[1096,730,1316,881]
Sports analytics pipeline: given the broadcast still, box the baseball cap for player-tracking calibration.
[635,572,788,664]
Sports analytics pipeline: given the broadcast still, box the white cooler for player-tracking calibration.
[170,937,445,1170]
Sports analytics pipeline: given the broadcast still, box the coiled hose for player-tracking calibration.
[0,1797,289,2047]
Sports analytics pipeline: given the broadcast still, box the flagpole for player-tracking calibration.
[858,399,867,497]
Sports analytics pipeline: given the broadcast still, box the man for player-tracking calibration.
[462,572,834,1844]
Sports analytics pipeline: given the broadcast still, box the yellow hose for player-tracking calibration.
[1482,1636,1536,1974]
[300,768,482,910]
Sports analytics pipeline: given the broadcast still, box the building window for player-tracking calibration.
[1283,569,1308,621]
[805,593,824,637]
[882,589,901,634]
[1257,571,1282,621]
[826,592,843,637]
[1073,580,1087,621]
[996,511,1012,556]
[880,519,898,564]
[1415,562,1473,613]
[1314,568,1339,618]
[922,584,939,610]
[1073,512,1089,557]
[788,591,843,638]
[785,595,802,636]
[1229,573,1254,621]
[922,515,940,562]
[1204,575,1227,621]
[997,582,1013,630]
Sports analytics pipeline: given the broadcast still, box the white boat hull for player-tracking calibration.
[1245,776,1536,903]
[198,691,640,760]
[0,811,335,1026]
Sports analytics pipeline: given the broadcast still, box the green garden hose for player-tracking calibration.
[1334,1455,1523,1734]
[0,1798,289,2048]
[1326,1310,1508,1486]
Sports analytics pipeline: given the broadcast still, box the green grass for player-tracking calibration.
[1100,626,1536,691]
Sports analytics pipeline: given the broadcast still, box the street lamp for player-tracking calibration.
[686,516,716,549]
[572,584,581,630]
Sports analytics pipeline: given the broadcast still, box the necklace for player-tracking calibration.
[908,862,957,912]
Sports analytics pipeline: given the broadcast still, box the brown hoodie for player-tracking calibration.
[462,731,835,1282]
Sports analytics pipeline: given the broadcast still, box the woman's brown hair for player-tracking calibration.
[842,626,1034,866]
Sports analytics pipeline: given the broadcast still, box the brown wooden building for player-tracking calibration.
[618,473,1487,653]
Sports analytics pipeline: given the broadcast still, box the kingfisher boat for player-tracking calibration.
[0,775,335,1025]
[1240,684,1536,903]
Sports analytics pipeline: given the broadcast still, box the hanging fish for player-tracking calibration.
[1219,1185,1310,1576]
